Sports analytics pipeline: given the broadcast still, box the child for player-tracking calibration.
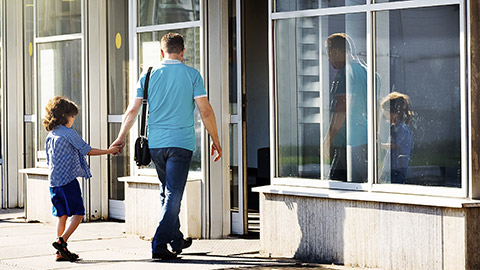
[43,96,119,262]
[380,92,413,184]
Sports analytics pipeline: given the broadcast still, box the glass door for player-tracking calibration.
[107,0,130,219]
[229,0,247,235]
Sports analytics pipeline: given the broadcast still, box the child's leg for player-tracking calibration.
[61,215,83,242]
[57,215,68,238]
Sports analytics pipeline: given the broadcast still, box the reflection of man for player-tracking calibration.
[111,33,222,260]
[324,33,367,182]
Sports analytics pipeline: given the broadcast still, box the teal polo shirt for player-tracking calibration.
[136,59,207,151]
[345,60,368,147]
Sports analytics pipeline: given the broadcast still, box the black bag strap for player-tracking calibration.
[140,67,153,137]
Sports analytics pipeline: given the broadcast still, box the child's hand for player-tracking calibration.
[109,145,121,155]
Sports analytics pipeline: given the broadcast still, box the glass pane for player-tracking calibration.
[108,0,129,115]
[25,0,34,115]
[138,27,200,72]
[108,123,130,200]
[230,123,239,210]
[191,107,202,171]
[37,40,83,152]
[228,0,238,115]
[137,28,202,172]
[375,5,461,187]
[25,123,35,168]
[36,0,82,37]
[137,0,200,27]
[275,0,365,12]
[276,14,367,182]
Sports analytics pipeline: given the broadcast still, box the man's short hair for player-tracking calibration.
[326,33,352,54]
[161,33,185,54]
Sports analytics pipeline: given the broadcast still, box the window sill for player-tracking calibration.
[252,185,480,209]
[19,168,49,176]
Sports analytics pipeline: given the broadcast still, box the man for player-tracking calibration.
[111,33,222,260]
[323,33,367,182]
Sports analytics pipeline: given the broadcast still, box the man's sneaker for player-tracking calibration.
[173,237,193,255]
[152,249,177,260]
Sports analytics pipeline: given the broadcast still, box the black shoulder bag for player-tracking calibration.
[134,67,153,166]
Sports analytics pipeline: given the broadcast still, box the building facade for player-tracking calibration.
[1,0,479,268]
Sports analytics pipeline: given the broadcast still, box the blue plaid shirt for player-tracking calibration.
[46,125,92,187]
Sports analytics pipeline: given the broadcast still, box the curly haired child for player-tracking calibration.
[43,96,119,261]
[380,92,413,184]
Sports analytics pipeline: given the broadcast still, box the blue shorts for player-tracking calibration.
[50,179,85,217]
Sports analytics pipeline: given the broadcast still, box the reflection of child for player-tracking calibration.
[380,92,413,184]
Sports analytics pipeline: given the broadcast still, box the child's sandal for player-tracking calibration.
[55,251,79,261]
[52,237,78,262]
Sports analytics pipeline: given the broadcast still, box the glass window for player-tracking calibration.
[108,0,129,115]
[138,27,202,172]
[24,0,35,168]
[37,40,83,152]
[228,1,238,115]
[230,123,239,210]
[36,0,82,37]
[138,28,200,71]
[25,0,34,115]
[137,0,200,27]
[276,14,367,182]
[25,123,35,168]
[107,0,130,200]
[375,5,461,187]
[275,0,365,12]
[108,123,129,200]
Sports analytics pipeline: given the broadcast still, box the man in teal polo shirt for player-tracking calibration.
[324,33,367,183]
[111,33,222,260]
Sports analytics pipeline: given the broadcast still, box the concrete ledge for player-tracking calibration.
[19,168,56,224]
[19,168,49,175]
[257,191,480,269]
[120,175,202,239]
[253,185,480,208]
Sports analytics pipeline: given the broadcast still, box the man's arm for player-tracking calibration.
[323,94,346,158]
[110,98,142,152]
[195,97,222,162]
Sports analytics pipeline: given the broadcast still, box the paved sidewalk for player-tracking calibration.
[0,209,366,270]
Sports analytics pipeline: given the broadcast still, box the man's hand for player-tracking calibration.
[109,145,122,155]
[211,141,222,162]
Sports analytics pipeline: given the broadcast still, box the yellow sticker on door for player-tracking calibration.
[115,33,122,49]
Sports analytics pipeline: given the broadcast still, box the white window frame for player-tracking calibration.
[128,0,204,179]
[269,0,468,198]
[31,0,85,169]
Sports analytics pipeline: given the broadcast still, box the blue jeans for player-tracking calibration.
[150,147,193,253]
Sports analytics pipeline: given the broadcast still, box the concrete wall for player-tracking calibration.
[260,193,479,269]
[24,174,57,224]
[124,179,202,239]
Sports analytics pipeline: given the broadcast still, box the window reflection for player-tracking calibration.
[276,14,367,182]
[137,0,200,26]
[37,40,83,152]
[108,0,129,115]
[375,5,461,187]
[275,0,365,12]
[36,0,81,37]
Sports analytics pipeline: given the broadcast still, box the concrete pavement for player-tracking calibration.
[0,209,368,270]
